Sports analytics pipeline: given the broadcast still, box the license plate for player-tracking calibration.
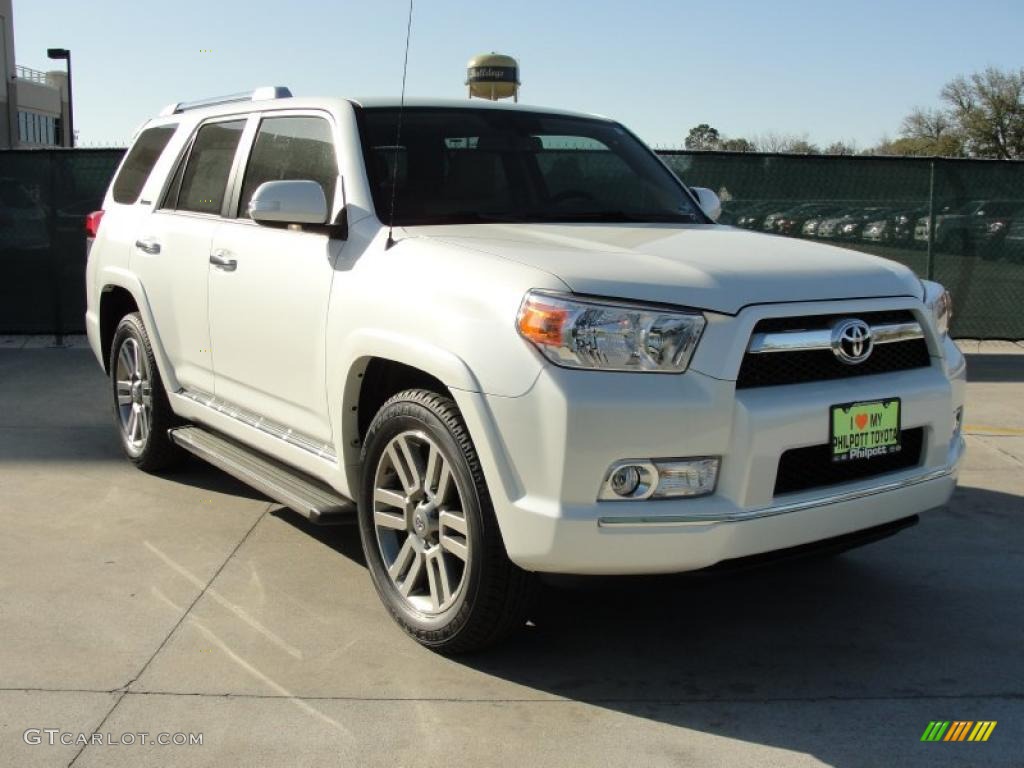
[830,399,901,463]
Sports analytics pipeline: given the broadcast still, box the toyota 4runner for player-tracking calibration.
[85,87,965,652]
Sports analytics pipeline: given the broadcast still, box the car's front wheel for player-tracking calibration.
[358,389,534,653]
[109,312,184,472]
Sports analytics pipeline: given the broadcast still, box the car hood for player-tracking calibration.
[406,223,922,314]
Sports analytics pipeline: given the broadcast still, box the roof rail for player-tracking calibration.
[158,86,292,116]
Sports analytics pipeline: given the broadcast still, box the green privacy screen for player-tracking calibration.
[659,151,1024,339]
[0,149,124,333]
[0,148,1021,337]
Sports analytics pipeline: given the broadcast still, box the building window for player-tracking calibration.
[17,110,59,146]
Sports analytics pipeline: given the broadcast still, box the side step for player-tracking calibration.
[169,426,356,524]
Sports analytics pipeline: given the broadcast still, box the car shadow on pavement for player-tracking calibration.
[279,484,1022,767]
[272,506,366,566]
[160,455,272,502]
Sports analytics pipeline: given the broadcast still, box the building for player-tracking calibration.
[1,0,71,148]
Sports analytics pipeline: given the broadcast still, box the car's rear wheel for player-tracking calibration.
[109,312,184,472]
[358,389,534,653]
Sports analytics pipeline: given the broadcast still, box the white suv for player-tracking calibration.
[85,88,965,652]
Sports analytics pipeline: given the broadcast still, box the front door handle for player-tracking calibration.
[135,238,161,255]
[209,250,237,271]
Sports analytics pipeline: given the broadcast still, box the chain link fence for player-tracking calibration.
[660,151,1024,339]
[1,148,1021,337]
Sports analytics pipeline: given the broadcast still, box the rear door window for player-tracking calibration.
[111,125,177,204]
[174,120,247,215]
[237,116,337,218]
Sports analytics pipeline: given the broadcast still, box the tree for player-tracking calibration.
[899,107,965,156]
[719,137,756,152]
[940,67,1024,159]
[685,123,721,150]
[755,132,820,154]
[788,139,821,155]
[824,140,858,155]
[869,136,937,157]
[888,67,1023,158]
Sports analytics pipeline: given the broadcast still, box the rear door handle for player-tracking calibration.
[135,238,161,255]
[209,250,237,271]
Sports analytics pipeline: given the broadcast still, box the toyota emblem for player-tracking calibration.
[831,319,873,365]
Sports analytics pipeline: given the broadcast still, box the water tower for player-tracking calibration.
[466,53,520,102]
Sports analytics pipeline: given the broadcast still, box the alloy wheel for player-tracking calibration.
[114,337,153,455]
[372,430,470,615]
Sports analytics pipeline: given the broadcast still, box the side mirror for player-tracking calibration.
[249,180,328,225]
[691,187,722,222]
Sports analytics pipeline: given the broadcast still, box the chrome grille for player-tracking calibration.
[736,311,931,388]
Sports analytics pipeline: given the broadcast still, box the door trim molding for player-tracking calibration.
[178,388,337,462]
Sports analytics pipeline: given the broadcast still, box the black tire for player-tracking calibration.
[358,389,535,653]
[108,312,184,473]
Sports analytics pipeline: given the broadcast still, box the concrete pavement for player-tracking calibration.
[0,348,1021,767]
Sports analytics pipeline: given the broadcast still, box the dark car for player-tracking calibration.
[775,203,844,237]
[913,200,985,251]
[815,209,857,239]
[862,207,924,245]
[830,207,893,241]
[760,205,802,233]
[735,202,779,230]
[968,201,1024,259]
[759,202,839,235]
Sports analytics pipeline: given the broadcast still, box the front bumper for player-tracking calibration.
[459,301,966,575]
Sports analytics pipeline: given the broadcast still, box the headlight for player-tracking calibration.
[922,280,953,337]
[517,290,705,373]
[841,223,856,232]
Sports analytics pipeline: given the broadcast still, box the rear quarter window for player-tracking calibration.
[112,125,177,204]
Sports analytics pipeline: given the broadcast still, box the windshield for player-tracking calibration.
[358,107,705,226]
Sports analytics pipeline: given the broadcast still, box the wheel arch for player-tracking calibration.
[96,270,179,391]
[99,286,139,374]
[332,334,485,497]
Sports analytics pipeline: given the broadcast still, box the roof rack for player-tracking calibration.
[159,86,292,116]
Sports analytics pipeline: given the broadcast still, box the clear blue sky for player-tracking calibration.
[15,0,1024,148]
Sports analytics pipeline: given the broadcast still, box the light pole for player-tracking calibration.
[46,48,73,148]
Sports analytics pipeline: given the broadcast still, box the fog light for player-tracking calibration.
[652,458,720,498]
[610,466,642,496]
[600,461,656,500]
[600,457,720,501]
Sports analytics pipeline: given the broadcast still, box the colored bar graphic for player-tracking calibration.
[921,721,950,741]
[922,721,996,742]
[945,721,970,741]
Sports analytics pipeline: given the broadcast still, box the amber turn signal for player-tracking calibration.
[517,297,569,346]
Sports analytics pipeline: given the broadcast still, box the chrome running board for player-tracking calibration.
[169,426,355,524]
